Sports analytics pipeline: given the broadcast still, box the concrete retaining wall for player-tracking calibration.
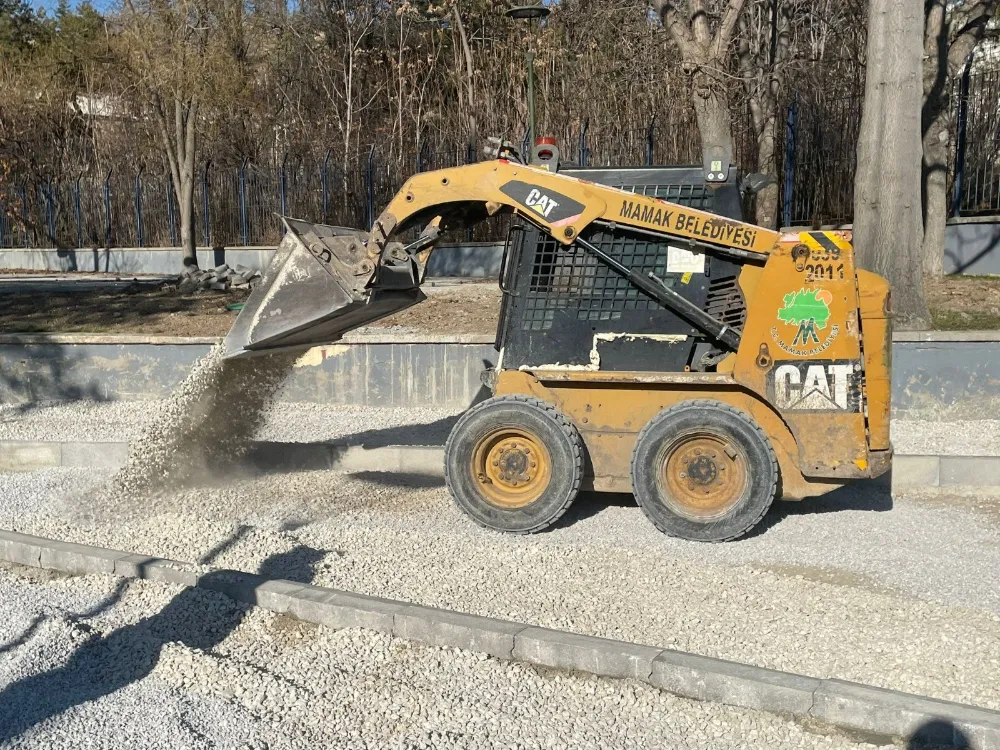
[0,242,504,278]
[943,218,1000,275]
[0,334,495,408]
[0,332,997,416]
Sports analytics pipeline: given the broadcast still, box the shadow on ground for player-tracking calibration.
[0,530,323,743]
[906,718,971,749]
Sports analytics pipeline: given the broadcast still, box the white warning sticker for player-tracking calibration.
[666,245,705,274]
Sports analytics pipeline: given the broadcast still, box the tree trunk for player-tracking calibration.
[178,177,196,267]
[853,0,929,330]
[755,106,780,227]
[922,98,950,278]
[156,96,199,267]
[691,72,734,160]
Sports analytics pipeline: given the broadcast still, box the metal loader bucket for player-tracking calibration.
[223,217,425,358]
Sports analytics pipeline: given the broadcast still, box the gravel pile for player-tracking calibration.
[0,565,890,750]
[4,466,1000,714]
[890,419,1000,456]
[0,401,462,445]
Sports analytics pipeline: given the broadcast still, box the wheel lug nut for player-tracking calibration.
[679,472,686,478]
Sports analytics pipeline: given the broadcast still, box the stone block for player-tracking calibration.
[394,604,524,659]
[513,627,662,681]
[651,649,820,715]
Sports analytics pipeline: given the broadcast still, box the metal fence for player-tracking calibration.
[2,77,999,250]
[953,68,1000,217]
[780,94,863,227]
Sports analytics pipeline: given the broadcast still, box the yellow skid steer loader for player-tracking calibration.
[224,144,892,541]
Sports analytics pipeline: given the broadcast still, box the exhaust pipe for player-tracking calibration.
[222,217,425,358]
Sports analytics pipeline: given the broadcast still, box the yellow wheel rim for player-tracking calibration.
[471,427,552,509]
[657,432,748,521]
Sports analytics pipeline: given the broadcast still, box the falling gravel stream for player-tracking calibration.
[106,344,298,498]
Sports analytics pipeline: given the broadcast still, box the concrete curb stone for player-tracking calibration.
[812,679,1000,747]
[650,649,820,715]
[512,626,663,681]
[1,527,999,748]
[395,605,525,659]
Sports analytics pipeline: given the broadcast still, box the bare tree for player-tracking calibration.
[652,0,748,161]
[854,0,929,330]
[116,0,250,267]
[922,0,999,278]
[736,0,791,227]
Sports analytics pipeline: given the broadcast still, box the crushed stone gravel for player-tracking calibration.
[0,401,462,446]
[2,465,999,715]
[0,564,893,750]
[889,419,1000,456]
[2,400,997,456]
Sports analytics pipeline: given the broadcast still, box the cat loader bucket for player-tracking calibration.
[222,217,424,358]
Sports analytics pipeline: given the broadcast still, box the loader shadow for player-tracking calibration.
[321,414,461,448]
[742,479,894,539]
[0,540,324,743]
[549,480,893,536]
[348,470,445,489]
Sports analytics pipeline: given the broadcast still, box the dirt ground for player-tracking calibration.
[0,277,501,337]
[925,275,1000,330]
[0,281,252,336]
[0,273,994,337]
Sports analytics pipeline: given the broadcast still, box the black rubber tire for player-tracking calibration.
[444,395,584,534]
[630,399,778,542]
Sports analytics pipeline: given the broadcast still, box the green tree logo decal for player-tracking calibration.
[777,288,833,330]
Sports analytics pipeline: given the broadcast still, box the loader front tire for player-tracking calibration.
[445,396,584,534]
[631,400,778,542]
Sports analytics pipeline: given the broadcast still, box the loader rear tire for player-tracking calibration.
[445,396,584,534]
[631,400,777,542]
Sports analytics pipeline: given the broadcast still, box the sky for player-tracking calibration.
[33,0,115,14]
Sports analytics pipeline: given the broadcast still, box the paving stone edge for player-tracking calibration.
[0,528,997,748]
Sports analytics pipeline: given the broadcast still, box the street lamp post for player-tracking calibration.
[505,5,550,163]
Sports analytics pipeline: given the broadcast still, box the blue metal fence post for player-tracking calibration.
[782,97,798,228]
[321,149,331,223]
[74,177,83,249]
[579,118,589,167]
[103,170,112,248]
[466,142,475,242]
[279,153,288,235]
[951,61,973,218]
[646,119,655,166]
[166,174,177,246]
[365,145,376,229]
[202,161,211,248]
[20,183,29,249]
[134,167,145,247]
[238,157,249,246]
[44,179,55,245]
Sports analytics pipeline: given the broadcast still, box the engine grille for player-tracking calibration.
[704,275,747,333]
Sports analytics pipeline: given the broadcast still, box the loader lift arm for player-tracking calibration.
[224,160,781,358]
